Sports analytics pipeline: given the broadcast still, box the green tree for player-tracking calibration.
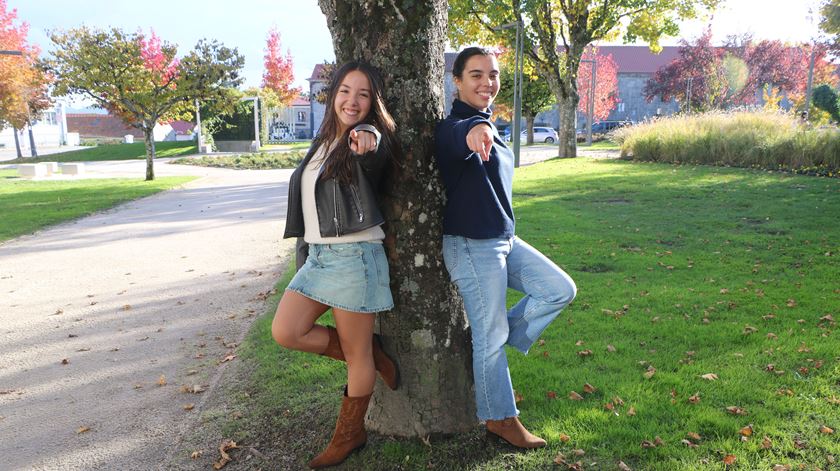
[46,27,244,180]
[449,0,721,157]
[812,84,840,122]
[495,53,555,144]
[820,0,840,55]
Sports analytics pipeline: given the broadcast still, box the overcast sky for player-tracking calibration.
[11,0,826,92]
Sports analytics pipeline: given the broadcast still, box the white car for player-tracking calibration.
[504,126,559,144]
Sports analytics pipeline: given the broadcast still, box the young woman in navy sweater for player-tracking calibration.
[435,47,577,449]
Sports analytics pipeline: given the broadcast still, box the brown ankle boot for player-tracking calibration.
[485,416,547,449]
[308,388,371,469]
[319,327,399,390]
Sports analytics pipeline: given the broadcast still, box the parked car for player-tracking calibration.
[503,126,559,144]
[577,120,631,137]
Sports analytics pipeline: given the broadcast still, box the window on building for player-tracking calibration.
[40,112,57,126]
[617,102,625,113]
[297,111,306,122]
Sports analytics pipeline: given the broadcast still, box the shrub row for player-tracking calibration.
[612,111,840,177]
[170,151,305,170]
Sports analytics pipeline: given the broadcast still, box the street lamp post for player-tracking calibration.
[494,20,524,168]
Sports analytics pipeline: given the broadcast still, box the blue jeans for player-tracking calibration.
[442,235,577,421]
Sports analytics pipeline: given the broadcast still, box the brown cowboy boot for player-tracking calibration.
[485,416,547,449]
[308,388,371,469]
[319,327,399,390]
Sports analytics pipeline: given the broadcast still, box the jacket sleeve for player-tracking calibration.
[435,116,493,164]
[353,125,390,183]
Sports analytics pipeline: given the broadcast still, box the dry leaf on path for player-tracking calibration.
[184,403,195,411]
[157,375,166,386]
[76,426,90,434]
[190,450,201,459]
[213,439,238,470]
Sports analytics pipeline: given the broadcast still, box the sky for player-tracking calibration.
[9,0,826,94]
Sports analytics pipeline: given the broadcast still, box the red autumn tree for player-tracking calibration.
[0,0,52,157]
[261,28,300,106]
[576,46,620,122]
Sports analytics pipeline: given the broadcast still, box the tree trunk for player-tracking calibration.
[13,127,22,158]
[26,119,38,158]
[143,124,155,181]
[525,115,535,145]
[557,89,579,158]
[319,0,477,437]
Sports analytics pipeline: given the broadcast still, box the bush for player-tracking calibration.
[612,111,840,176]
[170,150,305,169]
[812,84,840,123]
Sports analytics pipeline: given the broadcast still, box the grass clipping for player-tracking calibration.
[612,111,840,176]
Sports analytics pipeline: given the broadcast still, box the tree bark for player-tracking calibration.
[525,114,534,145]
[13,127,22,158]
[319,0,477,437]
[557,89,579,158]
[143,124,155,181]
[26,119,38,158]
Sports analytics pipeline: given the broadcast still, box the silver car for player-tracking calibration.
[505,126,559,144]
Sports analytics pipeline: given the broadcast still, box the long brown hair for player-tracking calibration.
[315,61,398,184]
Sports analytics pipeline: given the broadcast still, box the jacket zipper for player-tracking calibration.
[349,185,364,222]
[332,180,341,237]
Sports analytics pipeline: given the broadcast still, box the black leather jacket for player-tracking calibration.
[283,136,389,242]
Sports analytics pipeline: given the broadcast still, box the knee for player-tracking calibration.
[271,322,298,349]
[548,276,577,307]
[341,339,373,367]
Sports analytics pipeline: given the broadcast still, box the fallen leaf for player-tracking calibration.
[157,375,167,387]
[701,373,718,381]
[190,450,202,459]
[743,325,758,335]
[77,426,90,434]
[761,436,772,449]
[766,332,778,340]
[739,425,753,437]
[121,304,132,311]
[568,391,584,401]
[553,452,567,465]
[618,461,632,471]
[547,391,558,399]
[771,465,791,471]
[793,439,807,449]
[726,406,747,416]
[820,425,834,435]
[627,406,636,416]
[578,349,593,357]
[681,439,698,448]
[613,396,625,406]
[192,385,205,394]
[213,439,238,470]
[687,432,701,441]
[606,344,617,352]
[583,383,597,394]
[572,449,585,456]
[559,433,571,442]
[722,454,737,465]
[514,391,523,403]
[643,366,656,379]
[688,393,701,404]
[61,358,69,365]
[641,440,656,448]
[538,339,546,346]
[786,299,796,307]
[575,340,585,346]
[604,402,615,411]
[654,436,664,446]
[219,354,237,363]
[184,403,195,411]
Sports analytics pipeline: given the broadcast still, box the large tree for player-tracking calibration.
[47,27,244,180]
[449,0,721,158]
[317,0,476,436]
[576,46,619,122]
[821,0,840,56]
[262,27,301,107]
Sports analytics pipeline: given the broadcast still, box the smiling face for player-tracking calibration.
[333,70,372,134]
[454,54,500,112]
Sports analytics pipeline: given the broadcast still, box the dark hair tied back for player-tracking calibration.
[452,47,494,79]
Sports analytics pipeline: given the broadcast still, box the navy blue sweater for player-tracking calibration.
[434,99,515,239]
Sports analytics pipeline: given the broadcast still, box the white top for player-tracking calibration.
[301,143,385,244]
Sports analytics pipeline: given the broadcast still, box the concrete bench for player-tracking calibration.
[42,162,59,175]
[60,163,85,175]
[18,164,47,178]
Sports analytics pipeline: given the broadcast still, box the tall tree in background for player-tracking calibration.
[318,0,476,436]
[449,0,720,158]
[0,0,51,157]
[47,27,244,180]
[820,0,840,56]
[495,52,555,144]
[262,27,301,106]
[576,46,620,122]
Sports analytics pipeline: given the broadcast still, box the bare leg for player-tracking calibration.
[271,290,330,354]
[333,308,375,396]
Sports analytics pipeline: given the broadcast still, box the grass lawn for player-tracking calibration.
[0,175,195,242]
[260,141,312,152]
[5,141,196,164]
[581,140,620,150]
[197,159,839,470]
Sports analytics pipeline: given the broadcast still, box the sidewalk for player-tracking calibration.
[0,162,295,470]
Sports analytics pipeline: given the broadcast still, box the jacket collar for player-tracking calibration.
[450,99,492,120]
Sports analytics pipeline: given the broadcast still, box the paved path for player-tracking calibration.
[0,159,295,470]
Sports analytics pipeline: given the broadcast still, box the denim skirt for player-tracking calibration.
[287,242,394,313]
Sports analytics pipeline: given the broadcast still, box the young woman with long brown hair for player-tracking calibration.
[272,61,400,469]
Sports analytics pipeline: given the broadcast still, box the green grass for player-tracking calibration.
[170,150,305,169]
[580,140,620,150]
[5,141,197,164]
[0,175,195,242]
[613,111,840,176]
[209,158,839,470]
[260,141,312,151]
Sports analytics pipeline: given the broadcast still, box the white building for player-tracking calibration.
[0,103,73,153]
